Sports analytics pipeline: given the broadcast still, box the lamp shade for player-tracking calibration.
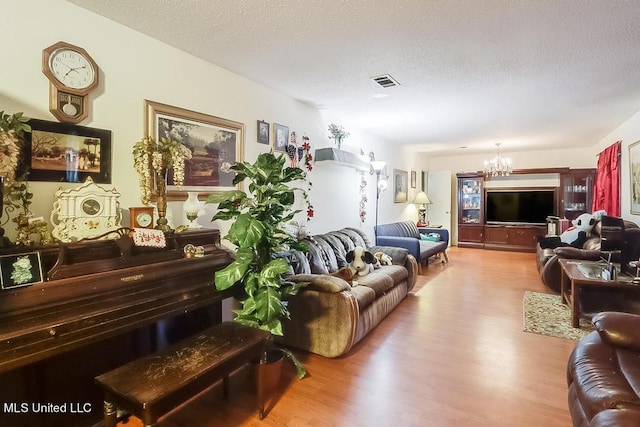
[371,160,387,173]
[412,191,432,205]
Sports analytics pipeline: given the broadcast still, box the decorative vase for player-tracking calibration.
[183,191,203,229]
[335,136,343,150]
[154,169,170,232]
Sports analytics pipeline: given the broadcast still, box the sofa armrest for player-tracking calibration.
[375,236,420,259]
[593,312,640,352]
[419,228,449,246]
[289,274,351,293]
[368,245,409,265]
[554,247,601,261]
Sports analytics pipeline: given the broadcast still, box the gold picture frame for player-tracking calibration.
[144,100,244,200]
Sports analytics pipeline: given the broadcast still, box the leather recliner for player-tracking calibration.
[567,311,640,427]
[537,219,639,293]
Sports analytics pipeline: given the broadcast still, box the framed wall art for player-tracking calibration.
[273,123,289,152]
[394,169,408,203]
[24,119,112,183]
[257,120,270,145]
[0,252,44,290]
[411,170,417,188]
[630,140,640,214]
[145,100,244,200]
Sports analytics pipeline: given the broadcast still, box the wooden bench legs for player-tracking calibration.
[103,399,117,427]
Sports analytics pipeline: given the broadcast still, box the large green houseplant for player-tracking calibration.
[207,152,309,378]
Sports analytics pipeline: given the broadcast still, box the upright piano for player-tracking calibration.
[0,228,234,427]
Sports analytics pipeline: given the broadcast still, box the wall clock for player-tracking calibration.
[42,41,100,124]
[50,177,122,242]
[129,206,155,229]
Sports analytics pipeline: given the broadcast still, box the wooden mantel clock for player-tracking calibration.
[42,41,99,124]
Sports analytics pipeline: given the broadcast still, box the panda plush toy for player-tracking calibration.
[559,213,597,247]
[539,212,597,249]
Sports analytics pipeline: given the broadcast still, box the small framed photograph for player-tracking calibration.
[257,120,270,145]
[0,252,44,290]
[411,170,417,188]
[273,123,289,152]
[394,169,409,203]
[24,119,112,184]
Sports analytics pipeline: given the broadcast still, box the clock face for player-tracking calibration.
[81,198,101,216]
[136,212,153,228]
[49,48,96,90]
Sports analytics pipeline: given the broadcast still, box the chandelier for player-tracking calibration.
[484,143,511,177]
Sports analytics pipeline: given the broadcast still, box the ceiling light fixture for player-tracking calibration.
[484,143,511,177]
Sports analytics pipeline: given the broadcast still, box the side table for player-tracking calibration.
[559,259,639,327]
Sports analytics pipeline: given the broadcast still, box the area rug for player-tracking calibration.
[523,291,595,341]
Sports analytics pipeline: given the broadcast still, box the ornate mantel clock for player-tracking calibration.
[51,177,122,242]
[42,41,99,124]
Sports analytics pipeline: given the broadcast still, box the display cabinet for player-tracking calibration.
[560,169,595,220]
[457,173,485,248]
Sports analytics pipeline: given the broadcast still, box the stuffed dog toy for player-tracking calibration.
[346,246,375,277]
[374,251,393,266]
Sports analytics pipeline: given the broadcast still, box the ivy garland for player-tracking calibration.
[302,136,314,220]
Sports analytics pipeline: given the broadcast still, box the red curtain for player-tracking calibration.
[592,141,621,216]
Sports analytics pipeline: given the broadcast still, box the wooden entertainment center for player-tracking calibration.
[457,168,595,252]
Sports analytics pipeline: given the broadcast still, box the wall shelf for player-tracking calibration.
[314,148,369,171]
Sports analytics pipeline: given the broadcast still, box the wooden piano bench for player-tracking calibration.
[95,322,270,426]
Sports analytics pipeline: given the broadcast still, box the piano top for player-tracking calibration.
[0,228,235,373]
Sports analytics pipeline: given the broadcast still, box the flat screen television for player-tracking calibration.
[485,189,556,224]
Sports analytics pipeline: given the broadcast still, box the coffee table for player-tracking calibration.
[559,259,640,328]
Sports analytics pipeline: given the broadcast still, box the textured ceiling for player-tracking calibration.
[67,0,640,155]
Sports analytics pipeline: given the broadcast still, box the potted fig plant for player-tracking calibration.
[206,152,309,379]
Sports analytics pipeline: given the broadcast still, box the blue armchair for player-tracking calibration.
[375,221,449,269]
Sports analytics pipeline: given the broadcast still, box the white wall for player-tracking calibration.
[0,0,411,245]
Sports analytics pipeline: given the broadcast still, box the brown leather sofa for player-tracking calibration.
[567,311,640,427]
[536,219,640,293]
[279,227,418,358]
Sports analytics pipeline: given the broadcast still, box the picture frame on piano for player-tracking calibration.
[144,100,245,201]
[23,118,112,184]
[0,252,44,290]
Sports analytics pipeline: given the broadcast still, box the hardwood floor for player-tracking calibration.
[123,248,576,426]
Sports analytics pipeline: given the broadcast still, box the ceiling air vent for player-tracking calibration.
[372,74,400,88]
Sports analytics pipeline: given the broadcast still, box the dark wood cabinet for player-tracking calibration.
[456,169,588,252]
[458,224,484,248]
[560,169,596,220]
[457,173,484,247]
[484,225,545,252]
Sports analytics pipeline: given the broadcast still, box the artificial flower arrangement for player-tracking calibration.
[327,123,350,148]
[132,136,193,204]
[0,111,33,220]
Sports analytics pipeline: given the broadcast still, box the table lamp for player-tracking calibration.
[412,191,432,226]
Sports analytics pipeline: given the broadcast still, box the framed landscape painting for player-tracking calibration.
[24,119,112,184]
[145,100,244,200]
